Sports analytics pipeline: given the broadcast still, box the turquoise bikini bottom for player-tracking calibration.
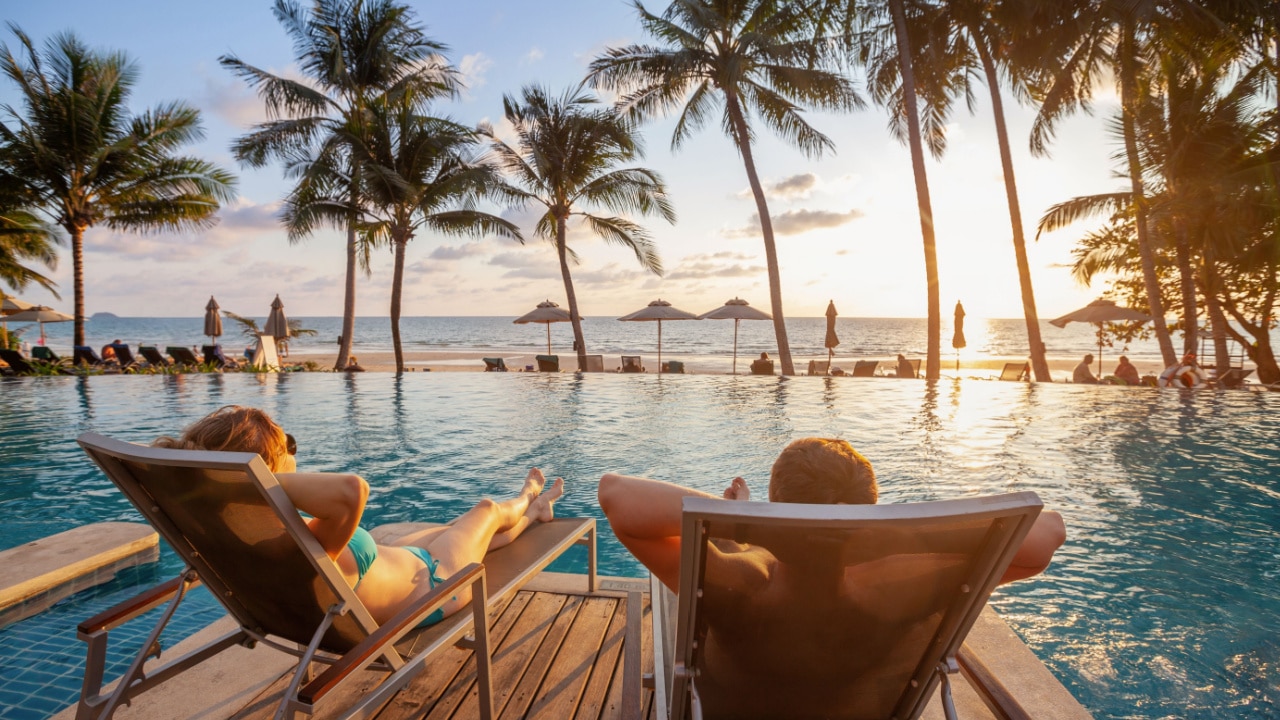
[403,546,449,628]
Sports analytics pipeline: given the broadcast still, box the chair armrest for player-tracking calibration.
[77,574,201,635]
[298,562,486,706]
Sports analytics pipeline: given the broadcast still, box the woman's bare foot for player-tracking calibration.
[521,468,547,502]
[723,476,750,501]
[527,477,564,522]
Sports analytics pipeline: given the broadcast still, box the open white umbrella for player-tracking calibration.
[204,296,223,345]
[619,299,699,374]
[1050,299,1152,377]
[5,305,73,345]
[513,300,573,355]
[1,296,35,346]
[699,297,771,374]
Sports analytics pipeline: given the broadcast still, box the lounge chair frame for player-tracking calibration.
[580,354,605,372]
[643,493,1042,720]
[535,354,560,372]
[75,433,598,720]
[999,362,1029,381]
[167,346,201,367]
[852,360,878,377]
[621,356,645,373]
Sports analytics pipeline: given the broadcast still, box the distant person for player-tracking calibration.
[1072,354,1098,384]
[345,356,366,372]
[1160,352,1205,388]
[896,353,916,379]
[749,352,774,375]
[1114,356,1140,386]
[101,342,119,364]
[20,340,30,358]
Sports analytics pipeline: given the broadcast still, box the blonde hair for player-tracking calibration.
[153,405,290,471]
[768,438,878,505]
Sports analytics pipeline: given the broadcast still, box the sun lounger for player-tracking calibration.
[138,346,169,367]
[74,346,103,366]
[579,354,605,372]
[482,357,508,372]
[536,354,560,372]
[0,348,36,374]
[621,355,645,373]
[202,344,237,369]
[32,346,62,364]
[247,335,281,371]
[807,359,831,375]
[632,493,1043,720]
[852,360,878,377]
[75,432,597,720]
[166,346,200,367]
[1212,367,1253,388]
[999,362,1029,381]
[663,360,686,374]
[107,343,138,370]
[898,358,922,378]
[749,358,774,375]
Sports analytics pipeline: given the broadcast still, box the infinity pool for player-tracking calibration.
[1,373,1278,719]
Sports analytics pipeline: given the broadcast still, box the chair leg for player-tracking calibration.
[937,659,959,720]
[622,591,643,720]
[470,574,494,720]
[275,604,344,720]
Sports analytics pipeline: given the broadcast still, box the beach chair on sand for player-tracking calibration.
[75,432,597,720]
[32,346,62,364]
[107,343,139,370]
[482,357,508,372]
[998,362,1029,381]
[0,348,36,374]
[579,354,605,372]
[621,355,645,373]
[662,360,686,374]
[202,344,237,369]
[166,346,200,367]
[852,360,878,377]
[807,359,831,376]
[628,493,1043,720]
[138,346,169,368]
[74,345,104,367]
[536,354,560,372]
[898,359,922,378]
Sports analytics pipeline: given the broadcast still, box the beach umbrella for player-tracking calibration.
[952,301,967,371]
[204,296,222,345]
[824,300,840,369]
[513,300,573,355]
[699,297,772,374]
[618,299,699,374]
[1050,298,1151,377]
[5,305,73,345]
[1,296,34,346]
[264,295,289,341]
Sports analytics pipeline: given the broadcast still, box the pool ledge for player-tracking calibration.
[0,522,159,630]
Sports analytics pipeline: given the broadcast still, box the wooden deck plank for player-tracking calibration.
[570,595,629,720]
[523,596,619,719]
[372,591,535,720]
[420,591,571,720]
[497,594,586,720]
[597,593,654,720]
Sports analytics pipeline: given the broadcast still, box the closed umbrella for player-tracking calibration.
[699,297,771,374]
[824,301,840,370]
[952,301,967,371]
[1050,298,1151,377]
[204,296,222,346]
[618,299,699,374]
[513,300,573,355]
[5,306,73,345]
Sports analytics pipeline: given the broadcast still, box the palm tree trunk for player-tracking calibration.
[725,95,795,376]
[71,223,85,347]
[975,31,1050,382]
[336,173,359,371]
[1118,21,1177,368]
[1202,267,1231,375]
[390,234,407,374]
[1173,220,1198,354]
[557,216,586,369]
[890,0,941,380]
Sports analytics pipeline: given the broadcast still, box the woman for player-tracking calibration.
[154,405,563,626]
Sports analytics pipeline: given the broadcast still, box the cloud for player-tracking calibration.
[736,173,821,201]
[458,53,494,94]
[523,47,544,64]
[489,250,561,280]
[197,62,315,129]
[723,208,864,238]
[428,242,488,260]
[217,199,282,232]
[574,263,645,286]
[665,261,765,281]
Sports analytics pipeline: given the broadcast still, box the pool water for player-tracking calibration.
[1,373,1278,719]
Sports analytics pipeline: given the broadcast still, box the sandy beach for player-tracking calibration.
[288,349,1177,381]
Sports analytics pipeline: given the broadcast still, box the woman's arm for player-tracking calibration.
[276,472,369,560]
[598,473,724,592]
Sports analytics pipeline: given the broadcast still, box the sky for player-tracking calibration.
[2,0,1126,320]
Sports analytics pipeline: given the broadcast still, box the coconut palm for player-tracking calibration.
[221,0,449,370]
[588,0,860,377]
[0,28,235,346]
[351,91,521,373]
[0,198,58,349]
[481,84,674,371]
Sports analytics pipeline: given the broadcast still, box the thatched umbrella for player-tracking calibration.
[618,299,699,374]
[699,298,771,374]
[513,300,573,355]
[204,296,223,346]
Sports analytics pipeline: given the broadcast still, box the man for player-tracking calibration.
[1073,353,1098,384]
[1114,355,1141,386]
[896,353,916,379]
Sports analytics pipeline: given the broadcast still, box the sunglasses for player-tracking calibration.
[285,433,297,456]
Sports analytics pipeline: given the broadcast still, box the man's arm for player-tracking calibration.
[999,510,1066,584]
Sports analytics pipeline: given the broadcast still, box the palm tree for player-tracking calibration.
[481,85,674,370]
[352,90,521,373]
[588,0,860,377]
[0,28,235,346]
[0,198,58,349]
[221,0,448,370]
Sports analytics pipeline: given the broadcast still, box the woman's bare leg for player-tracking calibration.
[486,477,564,550]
